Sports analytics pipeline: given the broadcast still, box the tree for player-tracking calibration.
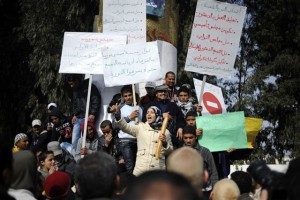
[242,0,300,158]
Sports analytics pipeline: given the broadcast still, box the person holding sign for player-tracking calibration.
[110,85,143,174]
[182,125,218,199]
[66,74,101,156]
[111,106,173,176]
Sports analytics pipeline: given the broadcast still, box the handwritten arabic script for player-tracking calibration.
[59,32,127,74]
[185,0,246,78]
[103,0,146,44]
[102,41,161,87]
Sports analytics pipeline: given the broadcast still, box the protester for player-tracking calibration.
[164,71,178,102]
[112,105,173,176]
[231,171,254,200]
[44,171,71,200]
[182,125,218,198]
[176,85,202,118]
[185,110,203,137]
[30,119,51,154]
[49,107,73,154]
[110,85,142,174]
[98,120,126,173]
[8,151,37,200]
[139,81,156,108]
[66,74,101,157]
[75,152,119,200]
[167,147,207,198]
[75,121,99,162]
[12,133,29,152]
[142,84,185,148]
[210,179,240,200]
[47,141,76,184]
[123,170,200,200]
[37,150,57,180]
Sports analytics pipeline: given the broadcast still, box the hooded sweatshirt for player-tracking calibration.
[8,151,37,200]
[49,107,73,144]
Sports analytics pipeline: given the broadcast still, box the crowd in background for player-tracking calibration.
[2,71,299,200]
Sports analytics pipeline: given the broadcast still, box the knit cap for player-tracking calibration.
[44,171,71,199]
[14,133,28,145]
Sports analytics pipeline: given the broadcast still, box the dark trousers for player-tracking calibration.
[118,139,137,174]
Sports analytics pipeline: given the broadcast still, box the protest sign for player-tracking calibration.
[59,32,127,74]
[103,0,146,43]
[196,111,247,152]
[245,117,263,148]
[193,78,226,115]
[101,41,161,87]
[185,1,246,77]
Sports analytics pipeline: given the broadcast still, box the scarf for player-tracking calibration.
[148,106,163,130]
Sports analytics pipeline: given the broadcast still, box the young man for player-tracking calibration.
[66,74,101,156]
[185,111,203,137]
[75,121,99,162]
[182,125,219,198]
[139,81,156,108]
[110,85,142,174]
[30,119,51,154]
[49,107,73,154]
[164,71,178,102]
[176,86,202,118]
[98,120,125,173]
[13,133,30,152]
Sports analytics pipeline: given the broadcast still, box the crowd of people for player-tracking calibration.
[2,71,299,200]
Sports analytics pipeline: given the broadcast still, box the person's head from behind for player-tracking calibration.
[75,152,118,199]
[230,171,252,194]
[185,111,197,126]
[14,133,29,150]
[210,179,240,200]
[178,86,191,103]
[182,125,198,147]
[44,171,71,200]
[10,150,37,192]
[124,170,199,200]
[167,147,205,197]
[121,85,133,104]
[165,71,176,88]
[38,150,55,172]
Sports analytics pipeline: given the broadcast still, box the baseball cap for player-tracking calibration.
[32,119,42,127]
[145,81,156,88]
[47,102,57,110]
[47,141,63,156]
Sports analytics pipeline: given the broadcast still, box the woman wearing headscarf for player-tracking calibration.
[113,106,173,176]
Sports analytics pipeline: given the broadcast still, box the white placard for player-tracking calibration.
[102,41,161,87]
[185,1,246,77]
[59,32,127,74]
[193,78,227,115]
[103,0,146,44]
